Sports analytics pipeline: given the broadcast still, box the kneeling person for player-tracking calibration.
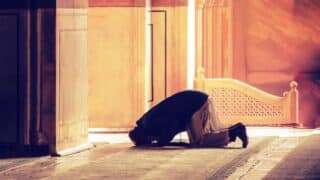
[129,90,248,148]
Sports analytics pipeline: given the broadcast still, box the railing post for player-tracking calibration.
[289,81,299,126]
[194,67,205,90]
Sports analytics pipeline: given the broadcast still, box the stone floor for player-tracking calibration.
[1,127,320,180]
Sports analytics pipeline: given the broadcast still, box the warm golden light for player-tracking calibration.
[247,127,320,137]
[88,127,320,144]
[187,0,196,89]
[145,0,152,111]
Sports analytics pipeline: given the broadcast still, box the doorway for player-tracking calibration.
[0,7,28,145]
[87,3,188,131]
[147,10,167,108]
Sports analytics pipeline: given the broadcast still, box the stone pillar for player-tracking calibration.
[36,0,89,155]
[32,1,56,147]
[54,0,90,155]
[196,0,233,78]
[195,0,204,71]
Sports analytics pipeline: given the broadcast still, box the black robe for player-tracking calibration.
[136,90,208,145]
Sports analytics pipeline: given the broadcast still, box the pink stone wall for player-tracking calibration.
[241,0,320,127]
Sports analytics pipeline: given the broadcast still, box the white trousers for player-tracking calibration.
[186,98,229,147]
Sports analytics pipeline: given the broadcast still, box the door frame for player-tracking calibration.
[147,10,168,107]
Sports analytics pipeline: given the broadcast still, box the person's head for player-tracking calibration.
[128,126,152,146]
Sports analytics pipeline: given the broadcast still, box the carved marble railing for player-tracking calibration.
[194,67,299,126]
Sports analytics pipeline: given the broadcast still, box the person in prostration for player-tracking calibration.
[129,90,248,148]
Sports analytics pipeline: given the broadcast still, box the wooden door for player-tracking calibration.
[0,7,28,145]
[148,10,167,108]
[0,15,19,143]
[87,7,146,130]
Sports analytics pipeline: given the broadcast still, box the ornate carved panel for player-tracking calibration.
[210,87,283,117]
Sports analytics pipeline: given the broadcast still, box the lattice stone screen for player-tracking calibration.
[210,87,283,117]
[194,67,299,126]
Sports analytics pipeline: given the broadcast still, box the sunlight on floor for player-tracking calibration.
[88,133,130,144]
[88,127,320,144]
[247,127,320,137]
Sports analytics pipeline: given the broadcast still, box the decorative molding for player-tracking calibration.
[55,143,93,156]
[205,0,229,7]
[58,29,87,126]
[196,0,205,7]
[149,10,168,98]
[147,24,154,102]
